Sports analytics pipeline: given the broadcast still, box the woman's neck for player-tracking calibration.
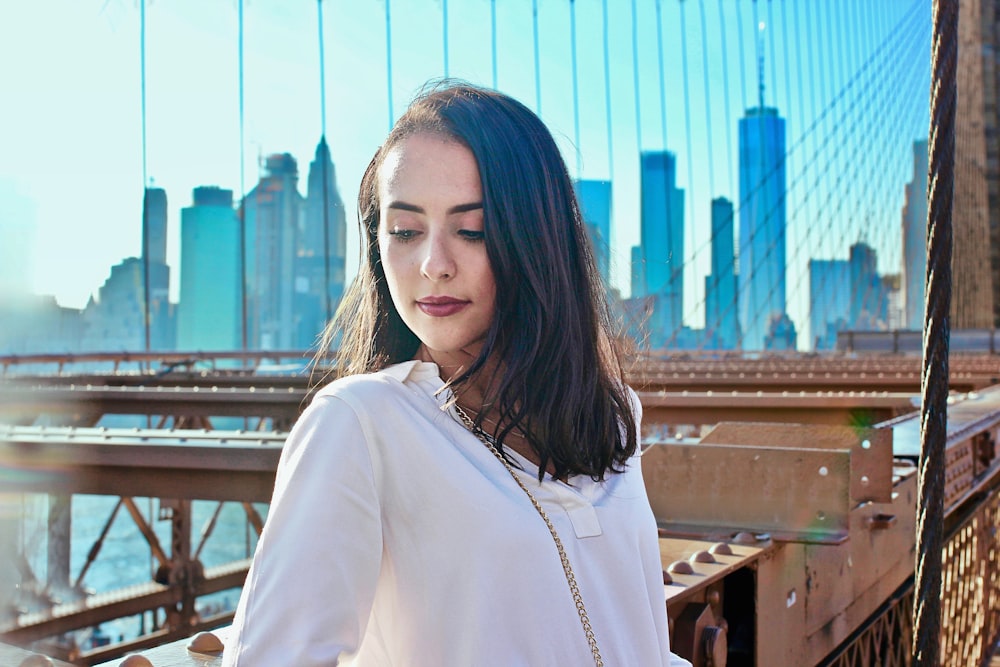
[414,345,552,473]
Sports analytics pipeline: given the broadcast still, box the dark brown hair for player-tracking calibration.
[316,81,637,481]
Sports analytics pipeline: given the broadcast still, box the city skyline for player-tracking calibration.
[0,0,930,350]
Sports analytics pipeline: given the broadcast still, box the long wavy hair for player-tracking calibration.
[316,81,637,481]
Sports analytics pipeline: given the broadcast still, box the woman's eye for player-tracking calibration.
[388,228,418,240]
[458,229,485,242]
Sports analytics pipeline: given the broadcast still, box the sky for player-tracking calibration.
[0,0,930,341]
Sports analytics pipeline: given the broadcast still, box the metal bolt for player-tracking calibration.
[187,630,225,655]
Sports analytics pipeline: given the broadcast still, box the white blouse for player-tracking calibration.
[224,360,690,667]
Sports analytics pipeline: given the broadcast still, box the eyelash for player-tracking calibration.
[458,230,485,242]
[387,229,485,243]
[388,228,418,240]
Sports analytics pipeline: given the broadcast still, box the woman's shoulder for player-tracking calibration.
[312,359,442,403]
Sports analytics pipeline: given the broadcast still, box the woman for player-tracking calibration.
[224,82,689,666]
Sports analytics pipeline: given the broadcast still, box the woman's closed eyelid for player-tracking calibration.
[387,227,419,240]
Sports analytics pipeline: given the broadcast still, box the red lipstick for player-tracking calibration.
[417,296,470,317]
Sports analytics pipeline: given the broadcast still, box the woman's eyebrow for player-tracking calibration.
[386,201,483,214]
[447,202,484,214]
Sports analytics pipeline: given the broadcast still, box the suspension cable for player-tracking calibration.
[913,0,955,662]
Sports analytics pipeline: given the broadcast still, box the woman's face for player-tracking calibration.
[377,132,497,373]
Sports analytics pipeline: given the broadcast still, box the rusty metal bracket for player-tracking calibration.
[699,422,894,503]
[643,441,851,544]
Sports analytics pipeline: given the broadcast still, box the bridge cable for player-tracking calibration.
[491,0,498,89]
[385,0,393,130]
[631,0,643,153]
[533,0,542,114]
[317,0,333,333]
[680,0,698,321]
[602,0,614,178]
[238,0,248,352]
[571,0,582,177]
[718,0,735,199]
[735,0,748,117]
[140,0,151,357]
[913,0,954,662]
[443,0,449,78]
[654,0,668,149]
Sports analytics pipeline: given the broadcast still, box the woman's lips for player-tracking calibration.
[417,297,469,317]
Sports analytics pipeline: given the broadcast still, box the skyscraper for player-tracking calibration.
[144,187,168,267]
[704,197,738,349]
[574,179,612,285]
[242,154,303,350]
[809,259,850,350]
[639,150,685,346]
[901,140,928,330]
[142,187,172,349]
[178,187,241,351]
[738,106,787,350]
[298,137,348,348]
[82,258,146,350]
[849,242,881,329]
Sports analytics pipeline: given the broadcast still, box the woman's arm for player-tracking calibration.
[223,393,383,666]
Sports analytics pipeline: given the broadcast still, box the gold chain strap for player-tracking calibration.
[453,405,604,667]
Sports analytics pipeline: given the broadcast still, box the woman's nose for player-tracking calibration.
[420,235,456,281]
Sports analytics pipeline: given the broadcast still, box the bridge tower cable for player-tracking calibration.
[570,0,582,177]
[718,0,735,198]
[442,0,449,77]
[735,0,748,118]
[600,0,617,284]
[766,0,778,114]
[654,0,668,149]
[238,0,248,352]
[602,0,614,179]
[491,0,498,89]
[698,4,717,220]
[913,0,955,660]
[631,0,643,153]
[533,0,542,114]
[679,0,698,328]
[385,0,393,130]
[317,0,333,330]
[779,0,792,141]
[140,0,151,356]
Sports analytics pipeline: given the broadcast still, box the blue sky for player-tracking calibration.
[0,0,929,338]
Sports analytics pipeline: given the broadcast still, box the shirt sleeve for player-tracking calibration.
[223,393,382,666]
[670,651,694,667]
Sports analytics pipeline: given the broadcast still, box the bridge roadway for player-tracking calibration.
[6,350,1000,392]
[7,351,971,430]
[3,353,1000,665]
